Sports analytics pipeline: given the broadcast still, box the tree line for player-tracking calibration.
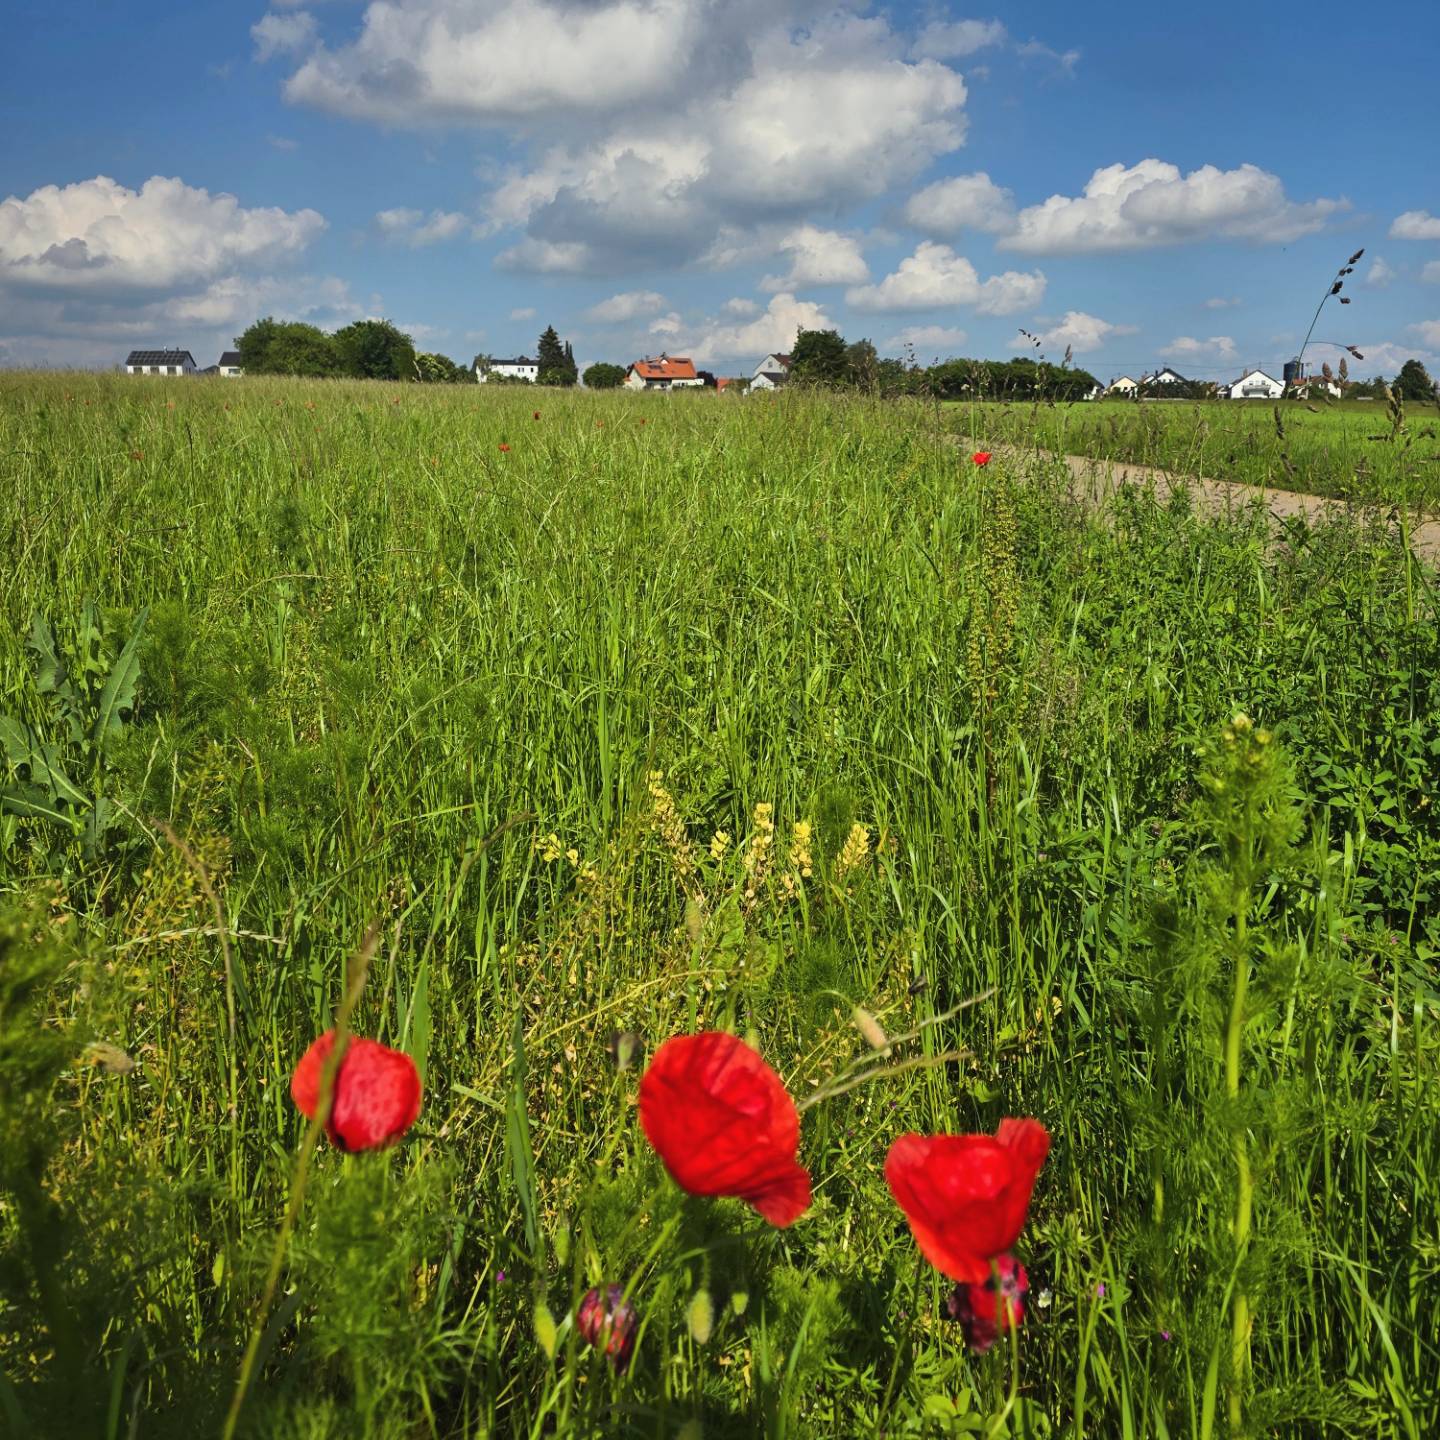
[785,328,1101,400]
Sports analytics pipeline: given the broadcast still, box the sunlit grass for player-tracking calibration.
[1,372,1437,1437]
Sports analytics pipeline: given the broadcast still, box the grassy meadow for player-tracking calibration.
[2,372,1439,1438]
[963,397,1440,509]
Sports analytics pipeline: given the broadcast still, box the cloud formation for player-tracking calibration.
[903,172,1015,237]
[375,207,469,246]
[846,242,1044,314]
[1001,159,1344,254]
[584,290,668,322]
[1168,334,1239,363]
[882,323,968,354]
[284,2,969,275]
[760,226,869,291]
[0,175,324,294]
[1018,310,1136,354]
[1391,211,1440,240]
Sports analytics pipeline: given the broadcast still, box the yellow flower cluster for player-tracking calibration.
[648,770,700,897]
[835,822,871,878]
[779,819,814,901]
[742,802,775,904]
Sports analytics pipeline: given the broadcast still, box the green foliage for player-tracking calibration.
[414,352,471,384]
[0,374,1437,1437]
[536,324,577,386]
[790,328,849,386]
[583,362,627,389]
[0,603,149,859]
[1395,357,1436,402]
[331,319,417,382]
[237,318,340,378]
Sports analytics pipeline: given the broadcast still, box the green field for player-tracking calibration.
[955,397,1440,509]
[2,373,1438,1437]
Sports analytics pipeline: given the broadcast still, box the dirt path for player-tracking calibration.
[1002,445,1440,563]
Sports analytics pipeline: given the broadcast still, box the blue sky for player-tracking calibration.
[3,0,1439,378]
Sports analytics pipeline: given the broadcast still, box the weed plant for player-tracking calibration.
[0,374,1437,1436]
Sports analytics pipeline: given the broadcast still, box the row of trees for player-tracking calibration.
[787,328,1101,400]
[236,318,474,383]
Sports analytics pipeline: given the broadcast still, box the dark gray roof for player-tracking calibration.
[126,349,195,366]
[488,356,537,366]
[218,351,242,367]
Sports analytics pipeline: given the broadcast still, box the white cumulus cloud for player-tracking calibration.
[0,174,324,293]
[760,226,869,290]
[374,207,469,246]
[1363,256,1396,288]
[584,290,668,322]
[667,291,832,362]
[1168,334,1239,363]
[1018,311,1137,355]
[910,18,1007,60]
[1391,211,1440,240]
[1002,159,1344,254]
[252,9,318,62]
[882,323,968,354]
[846,242,1044,314]
[903,172,1015,237]
[1423,261,1440,285]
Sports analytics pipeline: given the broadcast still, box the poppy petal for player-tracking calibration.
[290,1031,422,1152]
[639,1032,811,1227]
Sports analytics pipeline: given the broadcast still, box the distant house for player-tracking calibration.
[125,349,197,376]
[1084,382,1104,401]
[1225,369,1285,400]
[476,356,539,383]
[218,351,244,379]
[1143,366,1187,387]
[1107,375,1140,397]
[750,370,788,391]
[623,354,702,390]
[1289,375,1342,399]
[753,353,792,381]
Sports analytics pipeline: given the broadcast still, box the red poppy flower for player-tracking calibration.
[946,1253,1028,1353]
[885,1118,1049,1282]
[971,451,992,467]
[638,1032,811,1227]
[498,442,511,452]
[290,1031,422,1152]
[533,411,541,420]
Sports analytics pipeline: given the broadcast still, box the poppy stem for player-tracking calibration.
[1226,900,1253,1434]
[219,922,382,1440]
[986,1267,1021,1439]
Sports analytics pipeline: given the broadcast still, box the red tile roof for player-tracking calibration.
[630,354,697,381]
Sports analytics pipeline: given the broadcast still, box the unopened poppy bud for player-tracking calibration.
[944,1252,1029,1353]
[577,1285,638,1372]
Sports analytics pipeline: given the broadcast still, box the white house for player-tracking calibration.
[1107,375,1140,397]
[1144,366,1187,387]
[623,354,702,390]
[217,350,244,379]
[476,356,539,383]
[1225,369,1285,400]
[751,370,788,391]
[1289,376,1342,399]
[125,349,197,376]
[753,353,792,381]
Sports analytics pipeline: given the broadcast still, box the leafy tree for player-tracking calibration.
[1395,358,1436,402]
[470,353,492,378]
[790,328,849,386]
[235,318,339,377]
[536,325,575,386]
[563,340,579,386]
[332,320,417,381]
[583,363,627,389]
[415,353,470,384]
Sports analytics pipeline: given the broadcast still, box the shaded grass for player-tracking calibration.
[0,373,1437,1436]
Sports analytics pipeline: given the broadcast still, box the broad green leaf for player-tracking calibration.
[91,606,149,746]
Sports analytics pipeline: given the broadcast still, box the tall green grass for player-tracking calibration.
[965,397,1440,508]
[1,373,1437,1436]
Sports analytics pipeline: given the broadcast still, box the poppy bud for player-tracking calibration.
[944,1253,1029,1353]
[290,1032,422,1152]
[577,1285,638,1372]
